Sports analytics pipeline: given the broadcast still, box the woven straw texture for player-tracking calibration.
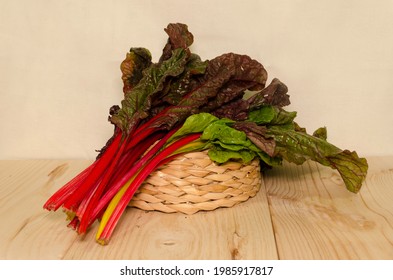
[128,150,262,214]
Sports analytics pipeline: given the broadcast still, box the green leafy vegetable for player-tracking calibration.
[208,146,257,164]
[266,126,368,193]
[248,105,297,126]
[169,112,218,141]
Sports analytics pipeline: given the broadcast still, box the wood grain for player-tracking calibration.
[264,157,393,259]
[0,160,91,259]
[0,157,392,259]
[0,159,276,260]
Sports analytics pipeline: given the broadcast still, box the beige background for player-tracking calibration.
[1,0,392,159]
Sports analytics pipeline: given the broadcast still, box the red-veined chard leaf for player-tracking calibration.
[266,126,368,193]
[147,53,268,131]
[120,48,152,95]
[110,48,190,134]
[159,23,194,62]
[248,78,290,109]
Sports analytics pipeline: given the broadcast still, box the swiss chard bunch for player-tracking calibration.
[44,23,368,245]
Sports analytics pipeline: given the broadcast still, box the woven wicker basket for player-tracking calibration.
[128,150,262,214]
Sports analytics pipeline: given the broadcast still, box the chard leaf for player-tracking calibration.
[248,106,275,124]
[169,112,218,142]
[185,53,207,75]
[168,112,281,167]
[201,121,247,146]
[208,145,257,164]
[200,119,281,167]
[211,141,250,152]
[149,53,268,131]
[325,150,368,193]
[110,48,189,134]
[159,23,194,62]
[207,144,281,167]
[267,126,368,193]
[272,108,297,125]
[248,78,290,109]
[120,48,152,95]
[148,53,207,117]
[313,127,328,140]
[256,151,283,167]
[161,53,207,106]
[211,98,250,121]
[202,54,268,112]
[248,105,297,125]
[267,126,340,165]
[232,122,276,157]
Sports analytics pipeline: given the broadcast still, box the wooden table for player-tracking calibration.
[1,157,392,260]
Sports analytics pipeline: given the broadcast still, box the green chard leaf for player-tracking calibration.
[248,105,275,124]
[248,105,297,126]
[200,118,281,166]
[325,150,368,193]
[201,120,244,145]
[266,126,368,193]
[167,113,281,167]
[168,112,218,142]
[237,103,367,193]
[312,126,328,140]
[207,146,257,164]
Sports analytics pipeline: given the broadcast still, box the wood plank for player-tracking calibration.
[2,157,392,259]
[62,189,277,260]
[0,160,277,260]
[264,156,393,259]
[0,160,92,259]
